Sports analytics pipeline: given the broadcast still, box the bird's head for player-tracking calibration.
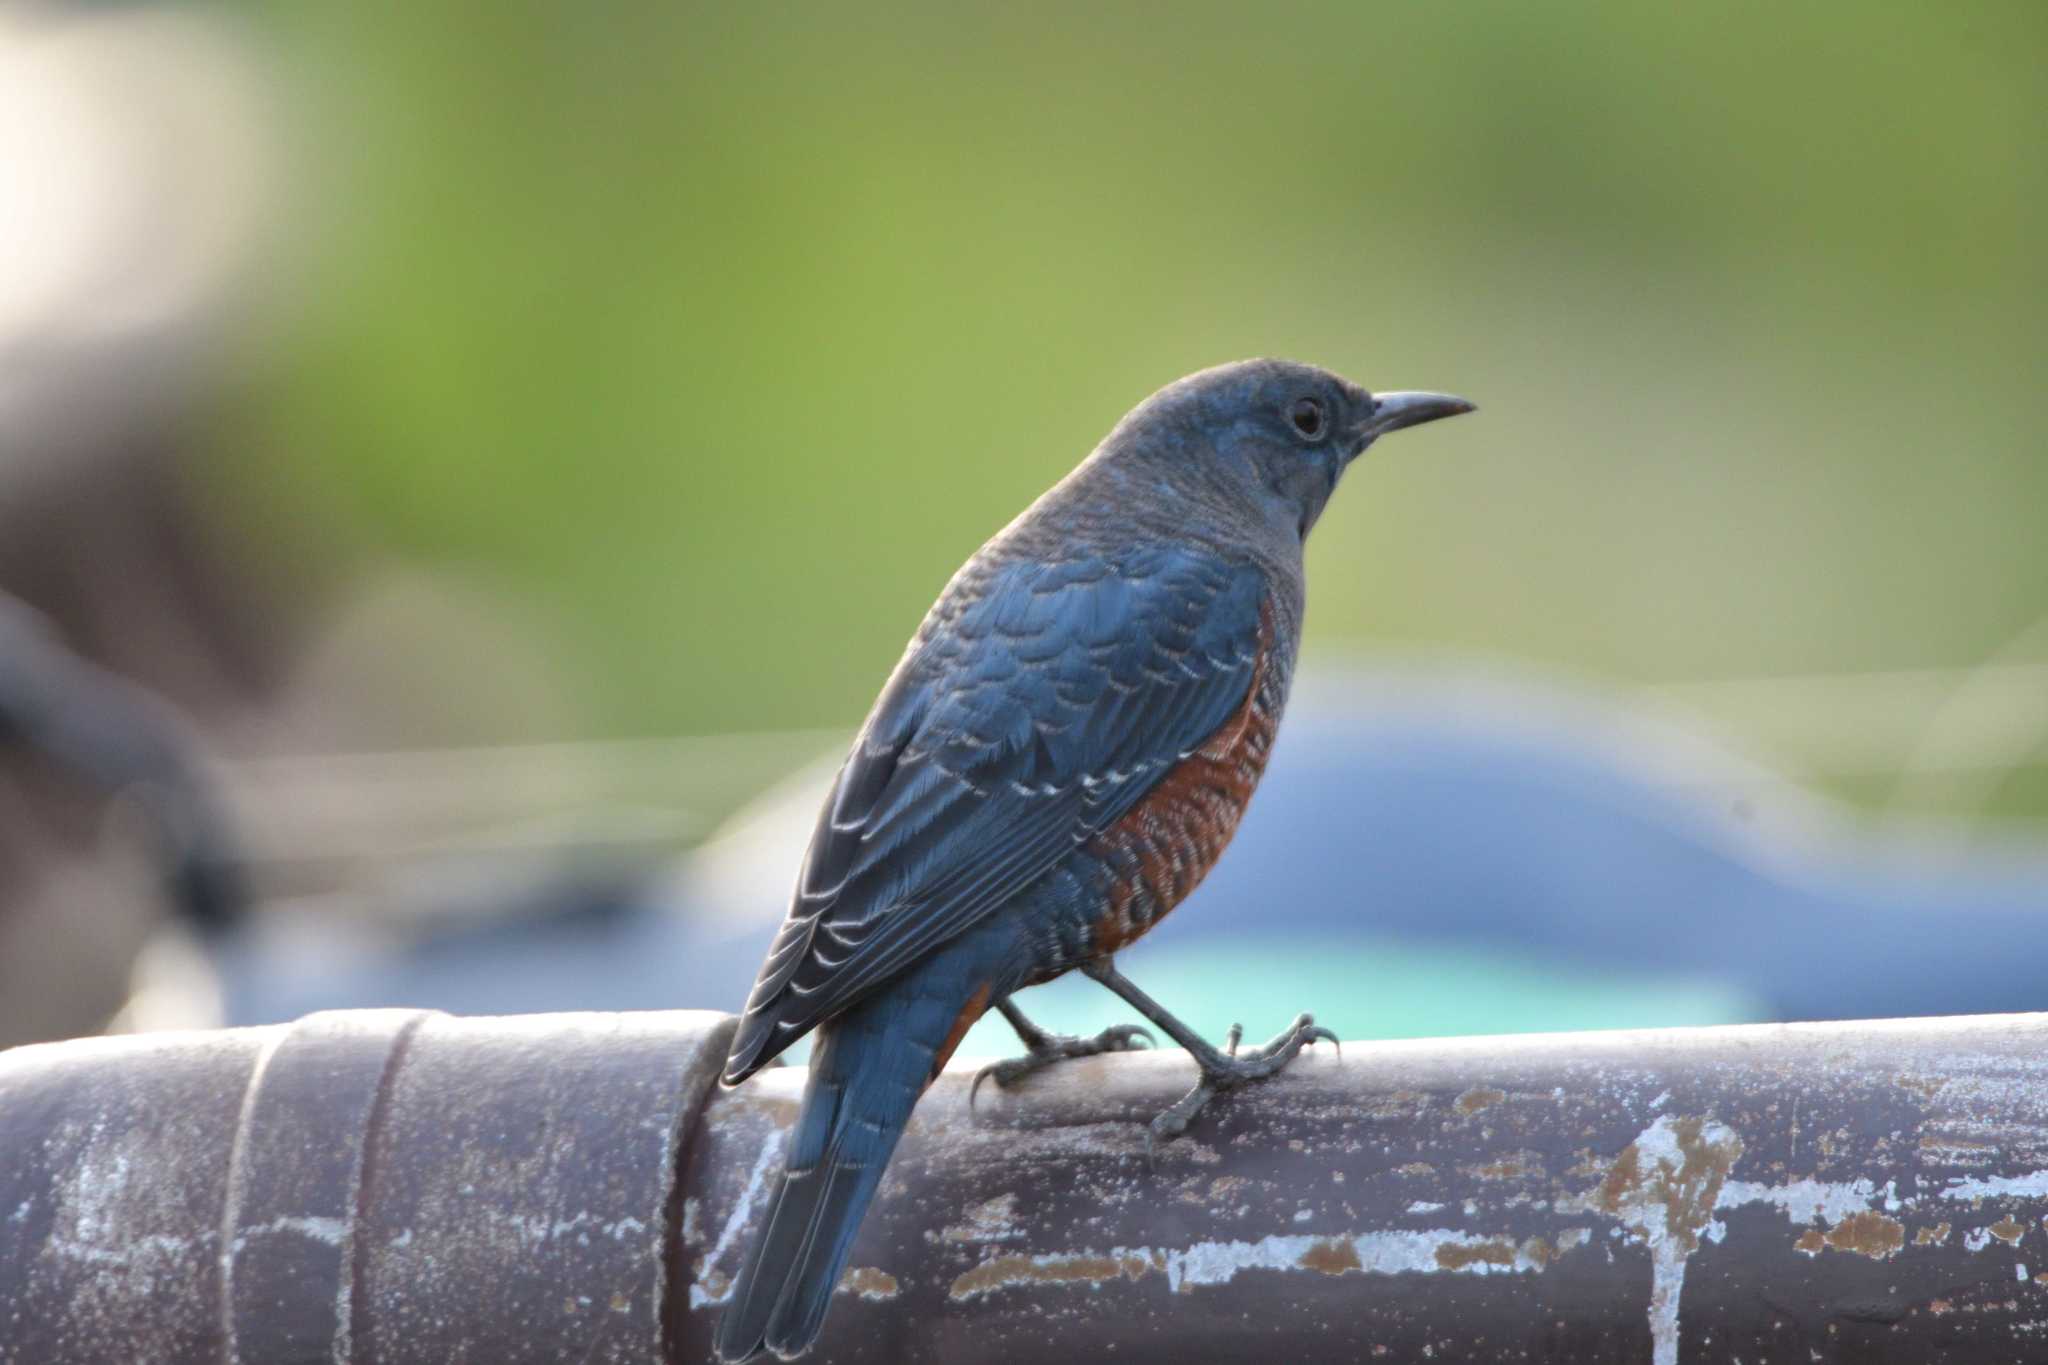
[1103,358,1474,539]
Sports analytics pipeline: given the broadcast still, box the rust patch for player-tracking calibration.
[1475,1157,1533,1181]
[840,1266,900,1300]
[1435,1239,1516,1271]
[950,1251,1154,1301]
[1396,1162,1436,1177]
[1596,1144,1644,1216]
[1990,1217,2025,1246]
[1916,1222,1953,1246]
[1825,1212,1905,1260]
[1456,1087,1505,1115]
[1298,1238,1363,1275]
[1208,1175,1250,1202]
[1518,1233,1588,1269]
[1794,1228,1826,1256]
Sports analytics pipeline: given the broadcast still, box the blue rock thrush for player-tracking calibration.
[712,359,1474,1361]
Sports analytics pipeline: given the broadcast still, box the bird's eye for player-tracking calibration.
[1288,397,1326,440]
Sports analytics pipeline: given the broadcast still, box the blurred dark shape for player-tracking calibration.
[0,595,247,937]
[213,663,2048,1035]
[0,4,291,1046]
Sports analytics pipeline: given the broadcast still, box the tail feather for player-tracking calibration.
[714,1162,831,1358]
[712,1013,947,1362]
[714,1073,846,1362]
[763,1154,891,1357]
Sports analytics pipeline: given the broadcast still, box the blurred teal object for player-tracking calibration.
[936,936,1763,1067]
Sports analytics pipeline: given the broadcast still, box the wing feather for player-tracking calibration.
[723,547,1269,1083]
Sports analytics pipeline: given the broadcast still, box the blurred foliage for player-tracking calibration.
[206,1,2044,813]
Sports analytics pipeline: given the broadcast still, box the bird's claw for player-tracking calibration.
[969,1023,1155,1110]
[1145,1084,1209,1156]
[1143,1011,1335,1154]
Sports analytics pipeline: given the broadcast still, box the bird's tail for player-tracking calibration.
[712,979,990,1362]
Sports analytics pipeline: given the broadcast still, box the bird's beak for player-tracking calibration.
[1361,391,1476,438]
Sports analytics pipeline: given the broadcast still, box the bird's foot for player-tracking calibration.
[1147,1014,1338,1153]
[970,1024,1154,1107]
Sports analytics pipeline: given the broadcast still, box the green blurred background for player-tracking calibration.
[203,0,2045,825]
[3,0,2046,1050]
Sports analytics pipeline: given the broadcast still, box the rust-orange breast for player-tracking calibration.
[1082,605,1282,954]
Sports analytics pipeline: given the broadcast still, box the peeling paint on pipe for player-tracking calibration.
[12,1011,2048,1361]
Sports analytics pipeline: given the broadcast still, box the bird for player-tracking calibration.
[711,358,1473,1361]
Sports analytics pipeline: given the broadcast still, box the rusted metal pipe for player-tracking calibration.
[10,1010,2048,1362]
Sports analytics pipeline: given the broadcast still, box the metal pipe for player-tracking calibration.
[9,1010,2048,1362]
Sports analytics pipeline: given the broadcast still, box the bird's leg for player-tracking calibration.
[1078,957,1337,1151]
[969,997,1154,1105]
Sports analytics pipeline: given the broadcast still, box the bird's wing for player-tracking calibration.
[723,545,1270,1082]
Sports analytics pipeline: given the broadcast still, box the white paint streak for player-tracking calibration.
[1636,1121,1702,1365]
[489,1209,654,1250]
[1601,1115,1744,1365]
[681,1197,703,1244]
[1940,1170,2048,1202]
[1407,1201,1445,1215]
[942,1192,1023,1244]
[231,1215,347,1252]
[44,1118,217,1300]
[689,1130,786,1309]
[1717,1177,1882,1225]
[49,1231,207,1268]
[1164,1228,1552,1293]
